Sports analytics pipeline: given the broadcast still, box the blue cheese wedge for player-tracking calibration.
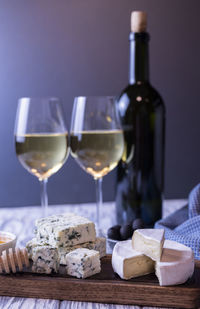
[65,248,101,279]
[26,237,106,264]
[112,240,154,280]
[31,245,59,274]
[132,229,165,261]
[26,238,48,258]
[59,237,106,265]
[35,213,96,247]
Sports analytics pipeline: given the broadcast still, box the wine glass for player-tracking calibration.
[14,97,69,217]
[70,96,124,235]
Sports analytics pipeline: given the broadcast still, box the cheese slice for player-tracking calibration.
[112,240,154,280]
[132,229,165,261]
[35,213,96,247]
[26,237,106,264]
[155,240,194,286]
[65,248,101,279]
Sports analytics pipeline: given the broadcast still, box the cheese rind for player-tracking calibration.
[112,240,154,280]
[132,229,165,261]
[35,213,96,247]
[31,245,59,274]
[155,239,194,286]
[65,248,101,279]
[26,237,106,264]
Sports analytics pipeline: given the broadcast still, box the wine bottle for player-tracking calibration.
[115,11,165,227]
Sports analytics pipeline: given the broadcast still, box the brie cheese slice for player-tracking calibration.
[155,239,194,286]
[112,240,154,280]
[132,229,165,261]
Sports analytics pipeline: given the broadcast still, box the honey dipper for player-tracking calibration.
[0,248,29,274]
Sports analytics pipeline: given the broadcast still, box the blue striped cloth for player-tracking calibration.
[155,183,200,259]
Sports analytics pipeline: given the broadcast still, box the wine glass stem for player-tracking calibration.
[40,178,48,217]
[95,177,103,231]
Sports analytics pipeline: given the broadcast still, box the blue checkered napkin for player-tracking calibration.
[155,184,200,259]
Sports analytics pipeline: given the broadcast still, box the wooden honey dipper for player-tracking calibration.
[0,248,29,274]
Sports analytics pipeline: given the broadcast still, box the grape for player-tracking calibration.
[132,218,145,230]
[120,224,133,240]
[107,225,121,240]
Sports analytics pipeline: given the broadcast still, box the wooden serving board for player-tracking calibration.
[0,255,199,309]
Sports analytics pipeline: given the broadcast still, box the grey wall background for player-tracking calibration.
[0,0,199,207]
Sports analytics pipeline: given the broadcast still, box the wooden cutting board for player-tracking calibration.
[0,255,199,309]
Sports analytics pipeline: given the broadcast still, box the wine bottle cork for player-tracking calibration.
[131,11,147,33]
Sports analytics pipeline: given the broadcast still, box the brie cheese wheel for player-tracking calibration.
[155,239,194,286]
[112,240,154,280]
[132,229,165,261]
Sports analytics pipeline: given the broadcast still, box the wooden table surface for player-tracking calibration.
[0,199,189,309]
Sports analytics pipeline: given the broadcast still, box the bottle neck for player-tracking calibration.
[129,32,149,84]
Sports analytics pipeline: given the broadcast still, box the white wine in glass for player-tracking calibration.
[15,97,69,216]
[70,130,124,179]
[70,96,124,234]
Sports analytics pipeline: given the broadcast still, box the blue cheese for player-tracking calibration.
[59,237,106,265]
[35,213,96,247]
[26,237,106,265]
[31,245,59,274]
[65,248,101,279]
[26,238,48,259]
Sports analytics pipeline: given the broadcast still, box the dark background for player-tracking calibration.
[0,0,199,207]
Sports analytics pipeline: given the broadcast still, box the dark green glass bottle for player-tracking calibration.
[116,12,165,227]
